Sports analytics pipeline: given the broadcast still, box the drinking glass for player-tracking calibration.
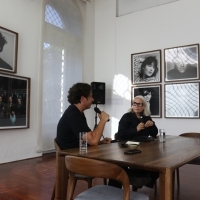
[159,129,165,142]
[79,132,87,153]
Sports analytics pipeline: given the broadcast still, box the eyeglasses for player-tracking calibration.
[133,102,143,107]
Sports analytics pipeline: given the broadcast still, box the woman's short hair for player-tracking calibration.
[128,95,151,116]
[139,56,158,78]
[67,83,91,104]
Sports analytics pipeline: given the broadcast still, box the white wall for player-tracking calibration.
[91,0,200,138]
[0,0,93,164]
[0,0,42,163]
[94,0,118,139]
[83,0,95,128]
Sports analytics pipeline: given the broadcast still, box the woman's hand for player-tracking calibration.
[144,120,154,128]
[137,122,145,132]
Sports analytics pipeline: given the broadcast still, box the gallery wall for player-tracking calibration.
[91,0,200,138]
[0,0,90,164]
[0,0,43,163]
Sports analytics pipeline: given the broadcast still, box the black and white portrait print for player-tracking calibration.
[132,85,161,118]
[0,27,18,73]
[165,44,199,82]
[131,50,161,84]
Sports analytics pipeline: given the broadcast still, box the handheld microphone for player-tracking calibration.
[140,113,144,123]
[94,107,110,122]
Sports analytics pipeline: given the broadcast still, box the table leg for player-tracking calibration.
[55,154,68,200]
[159,169,173,200]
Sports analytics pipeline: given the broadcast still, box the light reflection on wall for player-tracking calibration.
[113,74,131,101]
[112,74,132,136]
[111,117,119,139]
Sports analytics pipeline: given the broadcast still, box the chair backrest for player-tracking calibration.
[54,139,61,151]
[180,132,200,138]
[65,155,131,200]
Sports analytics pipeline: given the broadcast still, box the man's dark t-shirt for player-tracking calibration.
[56,104,91,150]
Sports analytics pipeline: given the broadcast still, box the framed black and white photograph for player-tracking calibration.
[0,26,18,73]
[0,73,30,129]
[132,85,161,118]
[131,50,161,84]
[164,44,199,82]
[165,82,199,118]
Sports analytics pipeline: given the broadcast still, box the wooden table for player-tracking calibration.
[55,136,200,200]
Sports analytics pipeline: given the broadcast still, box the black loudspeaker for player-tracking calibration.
[91,82,105,104]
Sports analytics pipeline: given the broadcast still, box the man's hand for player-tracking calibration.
[98,111,110,122]
[99,137,112,144]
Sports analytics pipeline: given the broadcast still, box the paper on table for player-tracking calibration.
[126,141,140,145]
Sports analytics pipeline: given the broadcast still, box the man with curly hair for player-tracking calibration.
[56,82,111,150]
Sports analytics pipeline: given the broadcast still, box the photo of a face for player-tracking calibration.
[131,50,161,84]
[144,62,156,77]
[0,27,18,73]
[173,56,187,73]
[165,44,199,82]
[143,89,152,102]
[132,85,161,118]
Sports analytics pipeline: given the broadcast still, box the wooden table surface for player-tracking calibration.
[57,135,200,200]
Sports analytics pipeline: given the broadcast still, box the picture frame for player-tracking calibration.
[164,44,199,82]
[132,84,162,118]
[0,26,18,73]
[165,82,199,118]
[131,50,161,84]
[0,73,31,129]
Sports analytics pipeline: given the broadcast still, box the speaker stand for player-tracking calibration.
[93,104,105,139]
[93,104,98,130]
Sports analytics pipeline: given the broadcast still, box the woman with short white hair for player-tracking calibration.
[119,95,157,140]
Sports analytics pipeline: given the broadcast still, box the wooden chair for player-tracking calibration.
[114,133,156,193]
[65,155,149,200]
[51,139,94,200]
[175,132,200,189]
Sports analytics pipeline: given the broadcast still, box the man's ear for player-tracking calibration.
[80,96,86,103]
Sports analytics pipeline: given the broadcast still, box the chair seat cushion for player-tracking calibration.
[74,185,149,200]
[75,174,93,179]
